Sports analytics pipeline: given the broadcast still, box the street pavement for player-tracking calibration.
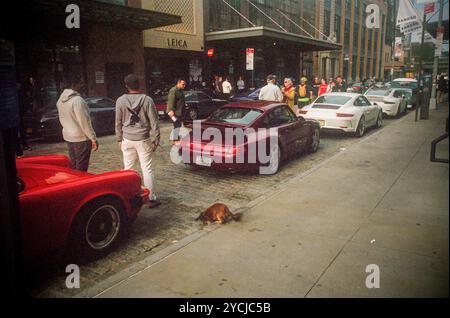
[26,108,448,297]
[67,103,448,298]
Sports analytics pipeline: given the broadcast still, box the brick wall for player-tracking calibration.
[83,23,146,97]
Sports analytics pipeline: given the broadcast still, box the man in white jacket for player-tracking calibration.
[56,77,98,171]
[259,75,283,102]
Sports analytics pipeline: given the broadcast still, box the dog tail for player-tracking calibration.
[232,212,243,222]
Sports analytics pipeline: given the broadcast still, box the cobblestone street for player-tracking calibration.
[26,119,398,297]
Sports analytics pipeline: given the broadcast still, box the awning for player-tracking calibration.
[205,27,341,52]
[6,0,181,30]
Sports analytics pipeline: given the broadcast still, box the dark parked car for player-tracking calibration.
[154,91,228,121]
[230,88,261,102]
[179,101,321,175]
[39,97,116,139]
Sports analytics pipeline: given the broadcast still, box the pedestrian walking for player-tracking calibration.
[116,74,161,208]
[237,76,245,92]
[56,76,98,172]
[282,78,296,112]
[297,77,312,108]
[167,79,187,145]
[259,75,283,102]
[222,77,233,100]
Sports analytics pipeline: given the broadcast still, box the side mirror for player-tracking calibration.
[373,102,378,106]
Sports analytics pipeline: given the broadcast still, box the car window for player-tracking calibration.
[393,91,403,98]
[265,106,296,127]
[361,96,372,106]
[366,89,390,96]
[185,92,198,102]
[208,107,263,125]
[87,97,114,108]
[197,92,210,101]
[315,95,352,105]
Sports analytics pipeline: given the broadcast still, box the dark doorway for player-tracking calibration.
[105,63,133,101]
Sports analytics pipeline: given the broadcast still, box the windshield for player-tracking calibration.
[314,95,352,105]
[208,107,263,125]
[390,81,418,89]
[366,89,390,96]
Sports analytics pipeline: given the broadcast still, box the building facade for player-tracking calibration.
[315,0,389,82]
[141,0,205,91]
[3,0,181,106]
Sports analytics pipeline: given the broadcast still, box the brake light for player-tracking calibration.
[336,113,354,117]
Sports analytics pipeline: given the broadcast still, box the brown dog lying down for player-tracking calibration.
[196,203,243,225]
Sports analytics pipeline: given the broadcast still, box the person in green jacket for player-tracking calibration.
[166,79,186,145]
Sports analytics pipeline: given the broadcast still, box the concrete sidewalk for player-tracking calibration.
[83,105,449,298]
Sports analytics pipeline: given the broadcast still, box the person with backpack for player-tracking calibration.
[116,74,161,208]
[297,77,313,108]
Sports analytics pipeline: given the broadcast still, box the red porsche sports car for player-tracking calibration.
[16,155,149,261]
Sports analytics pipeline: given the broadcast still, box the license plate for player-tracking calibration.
[158,111,165,115]
[318,120,326,127]
[195,156,213,167]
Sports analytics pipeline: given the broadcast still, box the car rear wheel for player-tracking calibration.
[71,198,125,259]
[309,127,320,153]
[375,111,383,128]
[355,116,366,138]
[263,143,281,175]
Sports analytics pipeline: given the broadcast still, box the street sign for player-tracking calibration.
[424,3,435,14]
[246,48,254,71]
[435,26,444,57]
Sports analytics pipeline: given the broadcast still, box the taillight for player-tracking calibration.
[336,113,354,117]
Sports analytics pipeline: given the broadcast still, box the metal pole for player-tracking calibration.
[416,11,427,122]
[429,0,445,110]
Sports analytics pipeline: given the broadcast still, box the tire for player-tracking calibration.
[262,143,281,175]
[396,105,401,119]
[70,198,125,260]
[355,116,366,138]
[309,127,320,153]
[375,111,383,129]
[189,107,199,120]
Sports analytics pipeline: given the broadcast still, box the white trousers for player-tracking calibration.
[122,138,157,200]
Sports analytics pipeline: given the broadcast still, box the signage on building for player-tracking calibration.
[424,3,435,14]
[435,26,444,57]
[246,48,254,71]
[95,71,105,84]
[207,49,214,57]
[167,38,188,49]
[394,37,403,59]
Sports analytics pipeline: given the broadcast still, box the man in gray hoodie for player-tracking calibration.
[56,77,98,171]
[116,74,161,208]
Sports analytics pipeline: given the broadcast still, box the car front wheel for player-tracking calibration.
[189,107,199,120]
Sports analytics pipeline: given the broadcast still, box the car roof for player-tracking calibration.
[223,100,286,111]
[319,92,361,98]
[393,78,417,82]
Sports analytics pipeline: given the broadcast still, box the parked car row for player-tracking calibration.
[24,81,414,263]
